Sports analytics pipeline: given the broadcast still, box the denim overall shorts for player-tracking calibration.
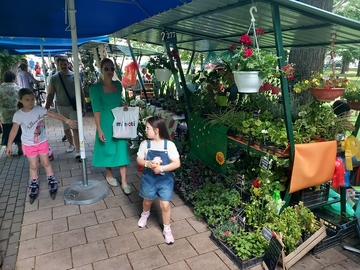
[139,140,174,201]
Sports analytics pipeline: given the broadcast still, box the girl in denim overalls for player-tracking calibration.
[136,116,180,244]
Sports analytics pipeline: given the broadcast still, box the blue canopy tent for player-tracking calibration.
[0,0,191,38]
[0,0,193,205]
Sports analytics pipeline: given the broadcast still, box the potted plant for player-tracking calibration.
[223,28,282,93]
[341,84,360,110]
[146,53,177,82]
[293,71,349,102]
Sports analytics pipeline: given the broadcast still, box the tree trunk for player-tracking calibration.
[357,57,360,76]
[289,0,334,80]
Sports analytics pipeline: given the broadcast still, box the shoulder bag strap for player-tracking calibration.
[58,73,72,103]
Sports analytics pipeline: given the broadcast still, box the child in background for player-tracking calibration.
[136,116,180,244]
[6,88,77,203]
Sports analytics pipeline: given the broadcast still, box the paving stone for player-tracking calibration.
[79,200,107,214]
[159,238,198,264]
[10,222,22,233]
[8,232,20,244]
[36,217,68,237]
[5,242,18,256]
[52,204,80,219]
[20,224,36,241]
[22,208,52,225]
[127,246,168,270]
[104,233,141,257]
[95,206,125,223]
[35,248,72,270]
[72,241,108,267]
[186,251,230,270]
[17,235,52,260]
[186,231,218,254]
[85,222,118,242]
[15,257,35,270]
[93,254,132,270]
[313,248,348,267]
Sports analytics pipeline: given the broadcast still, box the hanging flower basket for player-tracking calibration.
[347,99,360,110]
[155,68,172,82]
[233,71,263,93]
[309,87,345,102]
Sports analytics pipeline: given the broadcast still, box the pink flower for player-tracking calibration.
[230,217,236,222]
[230,44,236,51]
[243,47,253,58]
[225,231,230,236]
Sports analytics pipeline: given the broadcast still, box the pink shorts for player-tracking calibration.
[23,141,49,158]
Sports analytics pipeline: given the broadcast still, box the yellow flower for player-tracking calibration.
[253,187,260,196]
[304,80,309,84]
[215,152,225,165]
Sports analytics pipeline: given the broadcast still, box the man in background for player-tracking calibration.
[45,55,86,159]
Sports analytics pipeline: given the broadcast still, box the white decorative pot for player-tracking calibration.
[155,68,172,82]
[233,71,263,93]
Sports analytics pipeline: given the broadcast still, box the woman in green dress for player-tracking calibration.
[89,58,131,194]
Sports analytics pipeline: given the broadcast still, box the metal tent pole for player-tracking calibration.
[63,0,108,205]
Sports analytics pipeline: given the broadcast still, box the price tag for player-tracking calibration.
[160,29,177,42]
[259,157,271,170]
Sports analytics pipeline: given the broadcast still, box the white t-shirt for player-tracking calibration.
[13,106,48,146]
[137,139,179,161]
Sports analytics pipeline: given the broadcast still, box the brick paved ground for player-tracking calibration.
[0,113,359,270]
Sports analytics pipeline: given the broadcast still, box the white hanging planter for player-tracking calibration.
[155,68,172,82]
[233,71,263,93]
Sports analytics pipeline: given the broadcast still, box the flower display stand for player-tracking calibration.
[348,99,360,110]
[309,87,345,102]
[210,231,264,269]
[154,68,172,81]
[279,221,326,270]
[233,71,262,93]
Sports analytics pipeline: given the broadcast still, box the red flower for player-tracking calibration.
[287,74,294,80]
[225,231,230,236]
[255,28,265,35]
[171,49,180,61]
[230,44,236,51]
[230,217,236,222]
[169,120,175,128]
[239,34,252,46]
[243,47,253,58]
[253,179,262,187]
[271,86,280,95]
[171,132,175,139]
[263,82,272,91]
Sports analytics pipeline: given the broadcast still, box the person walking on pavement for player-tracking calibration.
[89,58,132,193]
[6,88,77,204]
[45,55,86,159]
[0,71,23,155]
[136,116,181,244]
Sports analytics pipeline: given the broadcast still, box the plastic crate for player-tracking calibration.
[210,231,263,269]
[291,183,330,208]
[311,207,357,254]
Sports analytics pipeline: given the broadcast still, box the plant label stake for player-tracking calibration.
[259,156,272,170]
[262,234,284,270]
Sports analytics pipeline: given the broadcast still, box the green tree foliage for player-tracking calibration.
[0,50,24,83]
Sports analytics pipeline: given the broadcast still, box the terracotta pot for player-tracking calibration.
[347,99,360,110]
[309,87,345,102]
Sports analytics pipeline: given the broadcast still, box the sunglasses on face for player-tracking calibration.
[103,67,115,72]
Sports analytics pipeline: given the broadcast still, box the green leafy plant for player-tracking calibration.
[193,180,241,227]
[226,228,269,260]
[341,84,360,100]
[146,54,177,75]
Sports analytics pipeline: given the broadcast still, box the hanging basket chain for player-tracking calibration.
[330,32,337,79]
[247,6,260,56]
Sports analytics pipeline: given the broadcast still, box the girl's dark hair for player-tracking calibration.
[17,88,35,109]
[20,63,28,71]
[147,116,171,140]
[3,70,16,83]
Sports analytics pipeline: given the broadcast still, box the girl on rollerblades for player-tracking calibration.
[5,88,77,204]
